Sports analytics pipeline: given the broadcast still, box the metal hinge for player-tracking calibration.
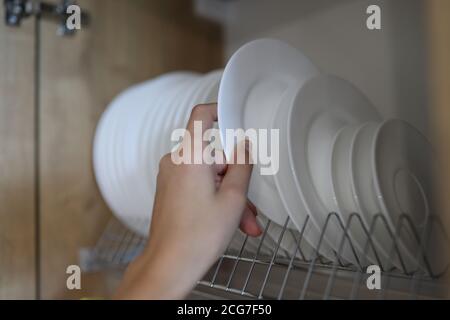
[4,0,89,36]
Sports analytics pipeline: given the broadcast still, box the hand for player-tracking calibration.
[114,104,261,299]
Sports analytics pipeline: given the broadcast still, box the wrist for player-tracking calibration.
[117,232,224,299]
[129,240,209,299]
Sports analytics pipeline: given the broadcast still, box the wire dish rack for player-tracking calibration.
[81,212,449,300]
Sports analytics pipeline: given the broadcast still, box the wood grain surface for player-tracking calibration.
[426,0,450,296]
[38,0,222,299]
[0,6,36,299]
[4,0,446,300]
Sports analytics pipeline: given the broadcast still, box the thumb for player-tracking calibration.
[218,140,253,203]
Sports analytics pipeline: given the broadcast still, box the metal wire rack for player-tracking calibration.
[81,211,449,300]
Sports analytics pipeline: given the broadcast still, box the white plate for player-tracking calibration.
[329,124,378,264]
[288,75,381,264]
[135,74,198,235]
[114,80,175,232]
[146,75,201,192]
[125,76,190,204]
[171,71,223,152]
[167,75,204,130]
[350,122,397,267]
[161,74,208,148]
[273,85,335,261]
[175,72,223,146]
[136,74,197,196]
[154,76,200,173]
[119,81,163,213]
[373,119,434,271]
[200,70,222,105]
[94,86,140,219]
[151,76,202,176]
[104,82,156,223]
[95,73,195,236]
[350,123,379,215]
[218,38,319,227]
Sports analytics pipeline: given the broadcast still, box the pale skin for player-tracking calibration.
[114,104,262,299]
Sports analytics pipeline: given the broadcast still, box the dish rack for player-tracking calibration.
[82,211,449,300]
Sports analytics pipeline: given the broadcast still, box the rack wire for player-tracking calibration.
[81,211,449,300]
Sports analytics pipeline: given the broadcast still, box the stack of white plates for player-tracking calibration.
[94,39,443,272]
[218,39,441,271]
[94,71,220,236]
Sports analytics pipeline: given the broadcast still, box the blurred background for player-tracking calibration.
[0,0,449,299]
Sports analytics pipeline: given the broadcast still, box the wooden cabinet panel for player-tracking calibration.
[427,0,450,295]
[0,8,36,299]
[39,0,222,299]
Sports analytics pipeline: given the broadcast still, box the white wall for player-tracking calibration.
[196,0,430,136]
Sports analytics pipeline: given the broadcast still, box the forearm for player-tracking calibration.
[114,243,213,300]
[114,104,257,300]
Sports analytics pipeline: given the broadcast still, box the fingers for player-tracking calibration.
[213,151,227,175]
[246,199,257,215]
[185,103,218,150]
[218,140,253,199]
[177,103,220,167]
[186,103,218,133]
[239,201,262,237]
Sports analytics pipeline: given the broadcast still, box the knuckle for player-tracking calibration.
[191,104,211,117]
[158,153,172,169]
[223,186,246,203]
[191,104,208,116]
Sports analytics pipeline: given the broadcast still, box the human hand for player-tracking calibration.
[115,103,261,299]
